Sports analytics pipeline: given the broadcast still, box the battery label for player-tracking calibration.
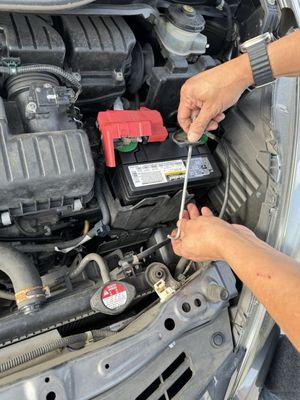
[101,283,127,310]
[128,157,214,187]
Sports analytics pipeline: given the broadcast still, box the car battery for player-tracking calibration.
[111,136,221,205]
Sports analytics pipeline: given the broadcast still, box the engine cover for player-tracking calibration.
[0,98,94,217]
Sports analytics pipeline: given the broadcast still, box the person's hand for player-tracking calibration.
[178,54,254,142]
[171,204,256,262]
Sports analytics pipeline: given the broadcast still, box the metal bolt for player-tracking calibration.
[1,212,11,226]
[211,332,224,347]
[220,288,230,301]
[26,102,37,112]
[182,5,195,15]
[113,70,124,82]
[44,226,51,236]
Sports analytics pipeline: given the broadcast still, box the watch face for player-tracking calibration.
[240,32,274,52]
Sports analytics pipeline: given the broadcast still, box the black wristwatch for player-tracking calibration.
[240,32,275,87]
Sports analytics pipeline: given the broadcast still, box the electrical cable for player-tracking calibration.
[95,176,110,226]
[205,132,231,219]
[217,139,231,219]
[123,238,171,265]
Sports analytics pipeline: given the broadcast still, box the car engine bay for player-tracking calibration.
[0,0,287,397]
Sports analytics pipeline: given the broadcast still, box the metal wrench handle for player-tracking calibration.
[179,144,192,219]
[168,144,193,240]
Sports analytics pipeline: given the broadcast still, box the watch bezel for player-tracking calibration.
[240,32,274,53]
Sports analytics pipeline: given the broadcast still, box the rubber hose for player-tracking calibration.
[205,133,231,219]
[0,65,81,99]
[175,257,190,277]
[136,238,171,261]
[0,289,15,301]
[95,177,110,226]
[223,2,233,52]
[0,244,45,311]
[218,140,230,219]
[224,3,233,40]
[0,333,87,374]
[69,253,110,283]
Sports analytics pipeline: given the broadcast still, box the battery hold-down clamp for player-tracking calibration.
[97,107,168,167]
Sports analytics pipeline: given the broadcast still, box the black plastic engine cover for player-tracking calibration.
[61,15,135,71]
[0,97,95,216]
[61,15,136,103]
[0,14,65,66]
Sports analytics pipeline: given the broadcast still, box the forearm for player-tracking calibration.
[221,231,300,350]
[268,30,300,78]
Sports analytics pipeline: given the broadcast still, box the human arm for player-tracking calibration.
[172,204,300,351]
[178,29,300,142]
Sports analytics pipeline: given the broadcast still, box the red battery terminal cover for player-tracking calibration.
[97,107,168,167]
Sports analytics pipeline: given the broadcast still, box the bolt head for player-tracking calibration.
[211,332,224,347]
[220,288,230,301]
[182,5,195,15]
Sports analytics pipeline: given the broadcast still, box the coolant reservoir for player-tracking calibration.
[155,4,207,57]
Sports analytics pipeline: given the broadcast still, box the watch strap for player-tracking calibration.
[247,40,275,87]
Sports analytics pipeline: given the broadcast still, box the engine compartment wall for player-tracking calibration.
[209,85,277,236]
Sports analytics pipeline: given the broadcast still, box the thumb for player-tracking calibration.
[188,105,214,142]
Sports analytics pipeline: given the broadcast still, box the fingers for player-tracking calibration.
[188,105,216,142]
[206,120,218,131]
[176,218,187,229]
[177,101,195,134]
[178,98,225,137]
[201,207,213,217]
[171,236,182,256]
[187,203,199,219]
[182,210,189,220]
[213,113,225,123]
[206,112,225,131]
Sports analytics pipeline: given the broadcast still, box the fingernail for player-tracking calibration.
[188,132,200,143]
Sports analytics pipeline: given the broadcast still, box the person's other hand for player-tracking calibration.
[171,204,256,262]
[178,54,254,142]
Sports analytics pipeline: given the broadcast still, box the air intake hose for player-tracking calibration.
[0,245,46,314]
[0,64,81,100]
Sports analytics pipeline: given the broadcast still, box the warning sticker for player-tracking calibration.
[128,157,213,188]
[101,283,127,310]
